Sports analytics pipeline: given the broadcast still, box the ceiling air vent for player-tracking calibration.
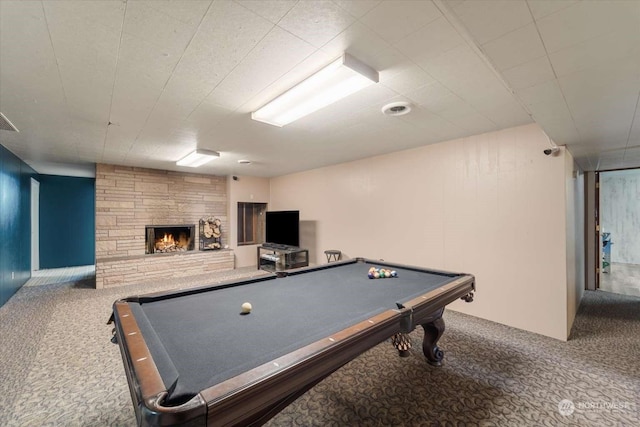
[0,112,19,132]
[381,102,412,117]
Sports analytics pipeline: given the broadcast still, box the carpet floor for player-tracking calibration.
[0,267,638,426]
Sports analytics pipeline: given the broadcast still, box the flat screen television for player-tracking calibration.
[265,210,299,247]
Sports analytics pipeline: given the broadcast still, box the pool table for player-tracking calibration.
[110,258,475,426]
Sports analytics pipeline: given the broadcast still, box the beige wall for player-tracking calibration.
[565,151,585,334]
[270,123,573,340]
[227,175,270,268]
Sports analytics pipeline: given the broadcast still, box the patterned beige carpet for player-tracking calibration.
[0,267,638,426]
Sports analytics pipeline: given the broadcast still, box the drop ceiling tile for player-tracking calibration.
[278,0,355,48]
[418,45,497,92]
[449,0,532,44]
[44,3,121,80]
[103,126,136,151]
[478,100,533,129]
[207,26,315,111]
[0,3,65,105]
[123,1,203,56]
[110,77,162,130]
[116,33,181,88]
[164,1,273,100]
[576,124,630,148]
[536,0,640,53]
[501,56,555,90]
[394,16,465,64]
[527,98,573,124]
[517,79,565,110]
[481,23,546,71]
[381,63,435,95]
[424,91,477,120]
[453,80,516,111]
[398,110,466,141]
[359,0,441,45]
[536,118,581,145]
[131,125,176,151]
[45,0,125,32]
[448,112,497,135]
[236,0,297,23]
[133,0,212,26]
[71,121,107,147]
[320,21,402,72]
[62,75,112,123]
[568,142,606,158]
[549,28,640,78]
[185,101,235,137]
[332,0,382,19]
[526,0,578,20]
[558,57,640,120]
[146,91,202,129]
[406,82,455,110]
[568,91,638,130]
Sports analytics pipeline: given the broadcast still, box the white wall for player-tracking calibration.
[600,169,640,264]
[227,175,270,268]
[270,124,572,340]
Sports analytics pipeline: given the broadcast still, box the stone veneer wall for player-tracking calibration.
[95,164,233,288]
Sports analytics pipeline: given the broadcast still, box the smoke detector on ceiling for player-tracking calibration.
[381,102,412,117]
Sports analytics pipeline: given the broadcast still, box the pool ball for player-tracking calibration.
[241,302,252,314]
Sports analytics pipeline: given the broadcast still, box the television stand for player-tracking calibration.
[257,246,309,272]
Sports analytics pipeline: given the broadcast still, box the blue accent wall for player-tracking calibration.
[38,175,95,268]
[0,144,37,307]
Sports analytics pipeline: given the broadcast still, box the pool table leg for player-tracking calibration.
[420,308,445,366]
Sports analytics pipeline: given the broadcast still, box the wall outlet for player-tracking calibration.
[11,271,15,279]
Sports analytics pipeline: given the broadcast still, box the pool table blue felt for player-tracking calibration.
[129,260,461,405]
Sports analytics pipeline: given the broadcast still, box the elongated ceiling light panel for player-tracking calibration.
[252,53,379,127]
[176,149,220,167]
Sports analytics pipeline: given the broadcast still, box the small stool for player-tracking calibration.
[324,250,341,263]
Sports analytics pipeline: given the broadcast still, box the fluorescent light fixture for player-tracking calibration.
[176,149,220,167]
[252,53,379,127]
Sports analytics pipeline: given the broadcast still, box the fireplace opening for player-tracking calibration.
[145,225,196,254]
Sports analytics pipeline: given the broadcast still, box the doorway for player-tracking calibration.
[30,178,39,272]
[596,169,640,297]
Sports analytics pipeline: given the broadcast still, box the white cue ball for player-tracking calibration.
[241,302,252,314]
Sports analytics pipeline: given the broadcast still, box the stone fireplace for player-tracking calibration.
[95,164,234,289]
[145,224,196,254]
